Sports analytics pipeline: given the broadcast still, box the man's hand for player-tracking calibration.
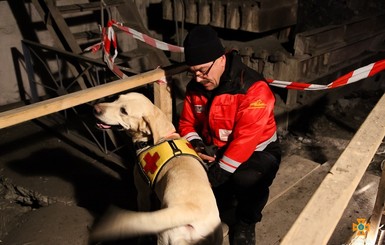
[190,139,217,162]
[198,153,216,163]
[207,161,231,187]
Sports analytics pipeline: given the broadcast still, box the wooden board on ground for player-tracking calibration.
[281,92,385,245]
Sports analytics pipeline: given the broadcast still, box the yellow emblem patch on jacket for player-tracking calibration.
[249,99,266,109]
[138,139,202,188]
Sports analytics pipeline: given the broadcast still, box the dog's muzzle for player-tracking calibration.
[93,105,125,131]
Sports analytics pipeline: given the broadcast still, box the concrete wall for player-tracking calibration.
[0,0,161,107]
[0,1,54,106]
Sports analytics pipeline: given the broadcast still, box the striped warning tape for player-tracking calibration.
[266,59,385,90]
[110,20,184,53]
[84,20,385,89]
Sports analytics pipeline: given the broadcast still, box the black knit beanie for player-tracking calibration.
[183,25,225,66]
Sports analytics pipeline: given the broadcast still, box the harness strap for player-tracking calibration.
[137,139,204,188]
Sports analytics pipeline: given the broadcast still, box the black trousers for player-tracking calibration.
[213,145,281,224]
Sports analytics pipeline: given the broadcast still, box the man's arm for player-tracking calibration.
[217,82,277,173]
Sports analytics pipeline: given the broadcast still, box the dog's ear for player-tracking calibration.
[143,115,160,143]
[138,119,151,135]
[143,106,176,144]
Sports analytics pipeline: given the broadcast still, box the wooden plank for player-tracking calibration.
[294,14,385,57]
[73,29,100,41]
[45,0,83,54]
[57,0,125,14]
[281,92,385,245]
[0,68,165,129]
[31,0,88,90]
[365,161,385,245]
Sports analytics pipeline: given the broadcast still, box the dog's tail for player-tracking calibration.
[91,205,216,241]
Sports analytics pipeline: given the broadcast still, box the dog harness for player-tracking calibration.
[138,138,203,188]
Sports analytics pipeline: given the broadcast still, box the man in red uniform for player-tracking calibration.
[179,25,281,244]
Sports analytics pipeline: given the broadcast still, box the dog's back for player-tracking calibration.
[91,156,222,244]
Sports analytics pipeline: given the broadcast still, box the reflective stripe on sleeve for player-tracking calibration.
[219,155,241,173]
[255,132,277,151]
[184,132,202,142]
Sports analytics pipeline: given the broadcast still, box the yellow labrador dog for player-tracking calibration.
[92,92,222,245]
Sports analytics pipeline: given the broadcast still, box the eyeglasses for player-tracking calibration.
[187,60,216,78]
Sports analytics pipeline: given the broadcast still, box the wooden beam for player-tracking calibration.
[0,68,165,129]
[281,92,385,245]
[365,160,385,245]
[154,82,173,122]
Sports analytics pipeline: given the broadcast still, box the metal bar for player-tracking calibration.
[22,41,39,103]
[22,40,106,67]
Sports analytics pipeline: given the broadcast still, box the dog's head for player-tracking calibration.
[94,92,175,143]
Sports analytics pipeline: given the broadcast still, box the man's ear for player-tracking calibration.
[219,54,226,67]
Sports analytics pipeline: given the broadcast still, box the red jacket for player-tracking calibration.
[179,51,278,173]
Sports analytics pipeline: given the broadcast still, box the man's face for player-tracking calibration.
[189,56,224,90]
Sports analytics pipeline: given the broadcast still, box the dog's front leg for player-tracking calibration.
[133,164,152,211]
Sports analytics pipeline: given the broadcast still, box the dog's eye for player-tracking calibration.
[120,107,128,115]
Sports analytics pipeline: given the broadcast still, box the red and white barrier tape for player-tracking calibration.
[85,20,385,89]
[110,20,184,53]
[84,20,179,80]
[266,59,385,90]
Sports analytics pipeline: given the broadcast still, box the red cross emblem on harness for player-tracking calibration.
[143,152,160,174]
